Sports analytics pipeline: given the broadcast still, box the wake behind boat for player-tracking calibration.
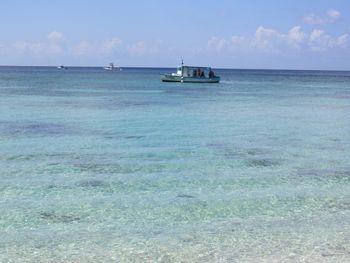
[161,61,220,83]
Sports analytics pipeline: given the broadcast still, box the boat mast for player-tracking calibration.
[181,59,184,77]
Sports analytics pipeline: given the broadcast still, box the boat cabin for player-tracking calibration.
[161,61,220,83]
[173,66,216,79]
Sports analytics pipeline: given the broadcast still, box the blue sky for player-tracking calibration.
[0,0,349,69]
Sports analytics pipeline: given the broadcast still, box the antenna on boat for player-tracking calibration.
[181,59,184,77]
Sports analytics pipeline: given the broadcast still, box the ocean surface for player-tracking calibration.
[0,66,349,262]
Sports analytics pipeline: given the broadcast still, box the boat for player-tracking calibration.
[103,63,122,71]
[160,61,220,83]
[57,65,68,70]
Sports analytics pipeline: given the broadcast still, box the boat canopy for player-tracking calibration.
[161,62,220,83]
[175,65,215,78]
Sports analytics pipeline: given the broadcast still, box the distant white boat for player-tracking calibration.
[57,65,68,70]
[103,63,122,71]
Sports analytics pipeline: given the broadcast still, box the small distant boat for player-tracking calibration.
[161,61,220,83]
[103,63,122,71]
[57,65,68,70]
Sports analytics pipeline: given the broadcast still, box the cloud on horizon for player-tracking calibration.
[206,26,348,54]
[72,37,123,56]
[2,23,350,69]
[6,31,165,59]
[10,31,67,57]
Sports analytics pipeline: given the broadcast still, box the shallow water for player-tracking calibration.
[1,67,350,262]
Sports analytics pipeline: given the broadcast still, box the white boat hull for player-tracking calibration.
[160,74,220,83]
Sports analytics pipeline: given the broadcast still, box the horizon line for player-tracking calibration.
[0,65,349,72]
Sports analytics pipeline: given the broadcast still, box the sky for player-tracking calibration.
[0,0,349,70]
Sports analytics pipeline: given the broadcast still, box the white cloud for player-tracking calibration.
[231,36,248,45]
[12,42,28,53]
[309,29,330,51]
[303,9,341,25]
[310,29,324,42]
[72,38,123,56]
[98,38,123,55]
[13,42,45,54]
[288,26,306,44]
[47,32,66,55]
[11,31,66,56]
[229,36,251,52]
[207,37,227,51]
[303,14,325,25]
[206,26,348,54]
[47,31,65,43]
[327,9,341,21]
[7,27,347,64]
[255,26,278,40]
[336,34,349,48]
[254,26,285,51]
[309,29,349,51]
[72,38,157,57]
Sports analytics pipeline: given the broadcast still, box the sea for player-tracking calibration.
[0,66,349,262]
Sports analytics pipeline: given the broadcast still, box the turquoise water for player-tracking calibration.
[0,67,350,262]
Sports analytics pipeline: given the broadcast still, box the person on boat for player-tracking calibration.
[209,69,215,78]
[200,71,205,77]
